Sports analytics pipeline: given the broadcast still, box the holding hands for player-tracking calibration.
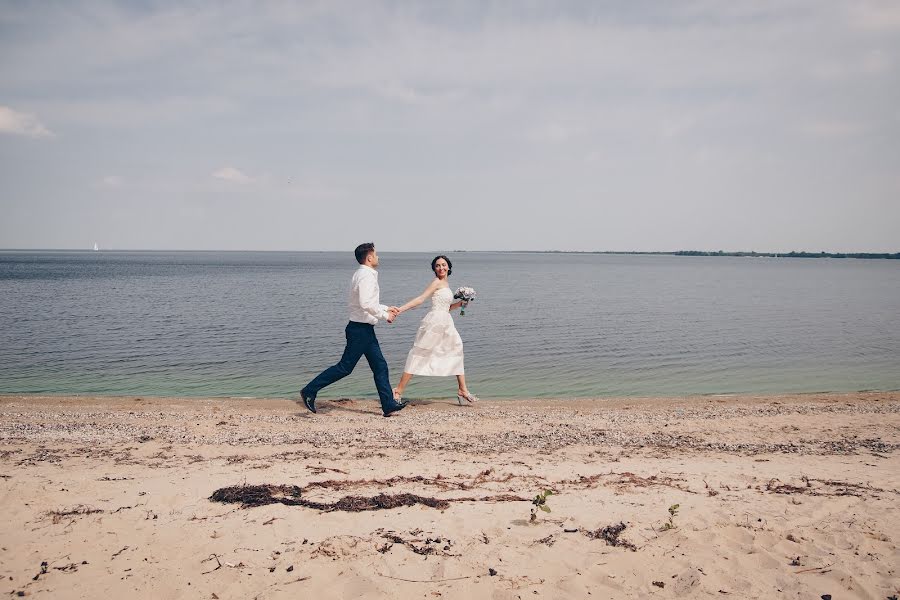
[387,306,401,323]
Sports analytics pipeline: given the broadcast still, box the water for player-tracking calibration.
[1,250,898,400]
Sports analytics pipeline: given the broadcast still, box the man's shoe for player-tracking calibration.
[382,400,408,417]
[301,389,316,414]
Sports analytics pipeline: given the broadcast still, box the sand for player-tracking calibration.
[1,392,898,599]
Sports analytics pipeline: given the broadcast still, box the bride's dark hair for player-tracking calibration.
[431,255,452,276]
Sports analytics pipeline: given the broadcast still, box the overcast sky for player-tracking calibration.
[1,1,898,252]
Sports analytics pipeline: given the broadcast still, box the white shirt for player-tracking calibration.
[349,265,390,324]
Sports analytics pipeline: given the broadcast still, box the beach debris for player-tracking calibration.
[209,484,524,512]
[587,522,637,552]
[31,561,48,581]
[765,477,894,498]
[201,554,222,574]
[564,472,696,494]
[535,534,556,546]
[376,530,456,556]
[300,471,521,493]
[313,492,451,511]
[652,581,665,588]
[47,505,103,523]
[306,464,348,475]
[312,536,365,559]
[488,568,498,576]
[795,563,834,574]
[210,484,303,507]
[111,546,130,559]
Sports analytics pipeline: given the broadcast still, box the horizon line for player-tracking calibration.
[2,247,899,256]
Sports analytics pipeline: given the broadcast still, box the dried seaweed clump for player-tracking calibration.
[309,493,449,512]
[209,485,451,512]
[587,522,637,551]
[210,484,303,507]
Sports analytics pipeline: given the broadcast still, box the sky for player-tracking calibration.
[1,1,899,253]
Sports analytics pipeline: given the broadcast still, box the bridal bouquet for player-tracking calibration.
[453,286,477,316]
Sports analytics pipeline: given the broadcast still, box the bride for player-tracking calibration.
[392,255,478,405]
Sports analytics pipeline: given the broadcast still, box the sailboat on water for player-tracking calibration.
[93,242,99,251]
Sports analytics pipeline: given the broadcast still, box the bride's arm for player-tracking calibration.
[397,280,440,314]
[449,301,464,311]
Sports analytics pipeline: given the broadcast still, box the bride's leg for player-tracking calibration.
[456,375,477,403]
[395,372,414,396]
[456,375,468,396]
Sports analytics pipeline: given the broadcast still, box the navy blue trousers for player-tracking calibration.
[302,321,393,410]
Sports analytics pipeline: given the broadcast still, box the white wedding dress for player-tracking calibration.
[403,287,465,376]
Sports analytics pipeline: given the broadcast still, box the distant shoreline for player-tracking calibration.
[492,250,900,259]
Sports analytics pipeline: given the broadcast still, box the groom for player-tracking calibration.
[300,243,408,417]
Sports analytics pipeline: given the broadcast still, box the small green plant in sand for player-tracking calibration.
[661,504,680,531]
[530,490,553,523]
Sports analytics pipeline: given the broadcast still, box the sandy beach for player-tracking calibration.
[1,392,898,599]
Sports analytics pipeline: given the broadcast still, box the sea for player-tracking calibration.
[1,250,898,400]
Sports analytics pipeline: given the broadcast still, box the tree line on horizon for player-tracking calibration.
[671,250,900,259]
[527,250,900,259]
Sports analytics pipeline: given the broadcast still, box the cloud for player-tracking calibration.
[862,50,892,74]
[851,1,900,30]
[212,167,254,184]
[100,175,124,188]
[527,122,582,144]
[0,105,53,137]
[374,81,465,105]
[34,96,237,129]
[802,120,867,138]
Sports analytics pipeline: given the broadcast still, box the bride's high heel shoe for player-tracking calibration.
[457,391,478,405]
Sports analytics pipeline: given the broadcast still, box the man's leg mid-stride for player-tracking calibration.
[301,322,367,413]
[361,327,407,416]
[363,331,395,411]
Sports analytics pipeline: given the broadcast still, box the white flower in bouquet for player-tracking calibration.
[453,287,477,315]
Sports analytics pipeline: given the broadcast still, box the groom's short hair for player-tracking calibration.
[355,242,375,264]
